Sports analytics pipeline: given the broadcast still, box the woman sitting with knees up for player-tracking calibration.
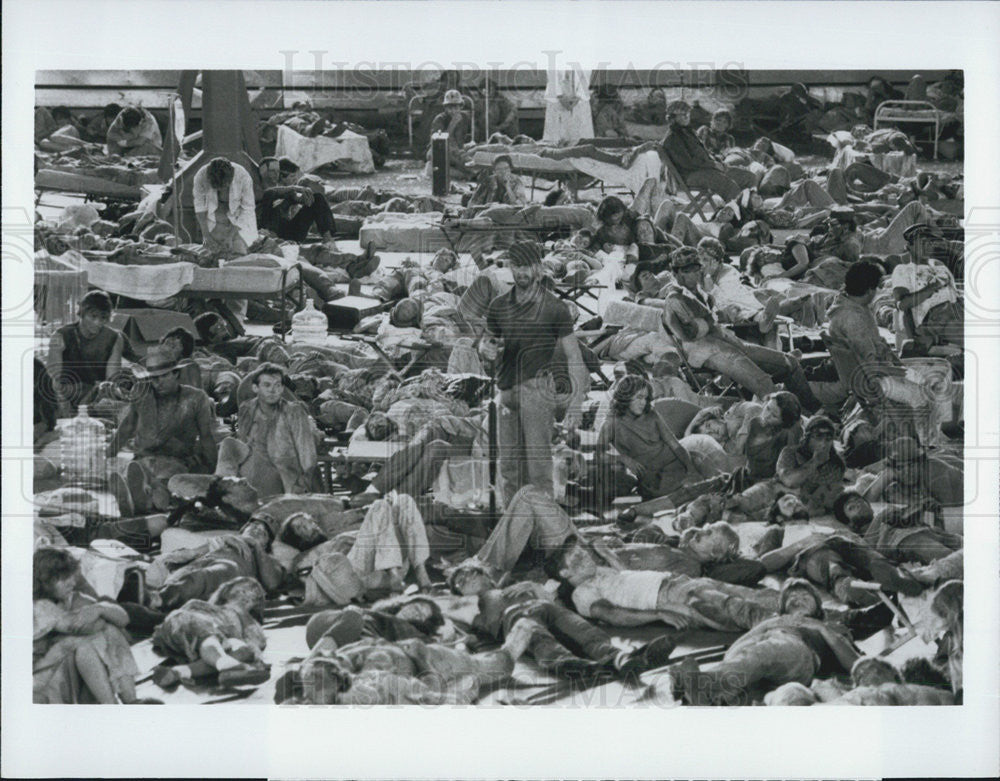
[596,374,717,501]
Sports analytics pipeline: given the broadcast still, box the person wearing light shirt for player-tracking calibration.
[193,157,258,256]
[891,223,962,349]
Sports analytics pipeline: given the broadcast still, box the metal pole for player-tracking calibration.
[168,95,182,243]
[484,74,490,141]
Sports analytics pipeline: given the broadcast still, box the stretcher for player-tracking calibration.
[36,168,144,200]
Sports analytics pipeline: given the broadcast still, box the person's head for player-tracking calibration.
[446,559,496,596]
[159,326,195,361]
[696,237,727,274]
[120,106,144,131]
[868,76,888,92]
[251,362,287,407]
[492,154,513,180]
[648,88,667,112]
[611,373,653,418]
[507,240,543,290]
[843,259,884,303]
[103,103,123,122]
[258,156,281,188]
[140,344,182,395]
[546,536,598,587]
[924,579,962,643]
[667,100,692,126]
[377,594,445,637]
[389,298,422,329]
[443,89,464,113]
[33,546,80,602]
[851,656,902,688]
[687,405,727,442]
[210,576,266,622]
[240,516,276,550]
[903,223,940,263]
[670,246,702,289]
[767,492,810,524]
[279,511,328,551]
[431,247,458,274]
[760,391,801,429]
[571,228,594,250]
[710,108,733,133]
[803,415,837,455]
[886,436,926,485]
[51,106,72,124]
[364,411,398,441]
[194,311,232,345]
[276,157,301,185]
[205,157,235,191]
[596,195,627,226]
[631,261,661,296]
[832,490,874,532]
[680,521,740,563]
[779,577,824,618]
[828,205,858,236]
[78,290,114,337]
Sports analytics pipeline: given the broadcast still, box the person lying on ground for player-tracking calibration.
[33,546,143,704]
[149,516,285,612]
[151,576,270,690]
[547,535,779,633]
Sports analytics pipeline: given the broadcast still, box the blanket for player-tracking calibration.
[276,125,375,175]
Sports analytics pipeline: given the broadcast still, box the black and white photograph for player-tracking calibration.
[3,1,999,778]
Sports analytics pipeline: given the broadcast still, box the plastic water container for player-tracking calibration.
[58,405,108,488]
[291,298,328,346]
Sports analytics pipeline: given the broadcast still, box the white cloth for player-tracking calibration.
[86,260,196,301]
[275,124,375,174]
[570,149,663,194]
[705,266,764,321]
[192,161,258,247]
[543,69,594,145]
[571,567,663,618]
[890,260,958,328]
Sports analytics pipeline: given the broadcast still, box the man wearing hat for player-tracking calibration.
[426,88,471,179]
[891,223,962,349]
[107,345,219,515]
[663,247,823,414]
[482,240,590,499]
[775,415,846,515]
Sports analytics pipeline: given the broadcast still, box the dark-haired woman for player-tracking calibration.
[597,375,715,499]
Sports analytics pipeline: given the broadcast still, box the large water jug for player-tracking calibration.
[58,405,108,488]
[291,298,328,346]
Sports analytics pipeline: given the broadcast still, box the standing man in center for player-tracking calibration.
[482,241,590,501]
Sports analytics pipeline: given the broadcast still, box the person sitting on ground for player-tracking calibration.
[151,576,270,690]
[215,363,319,499]
[257,168,338,243]
[591,83,629,138]
[107,345,218,515]
[83,103,123,143]
[696,108,737,156]
[33,547,141,704]
[891,223,963,349]
[46,290,125,416]
[548,535,779,633]
[774,415,846,516]
[588,195,642,263]
[921,579,963,700]
[193,157,258,257]
[151,516,285,612]
[859,435,963,508]
[467,154,528,209]
[596,374,716,501]
[729,391,803,487]
[158,326,202,390]
[105,105,163,156]
[662,247,822,413]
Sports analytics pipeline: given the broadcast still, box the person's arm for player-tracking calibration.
[195,394,218,471]
[558,332,590,431]
[290,404,319,477]
[106,403,137,457]
[776,445,828,489]
[893,278,945,312]
[46,331,72,417]
[93,601,130,628]
[779,243,810,279]
[654,411,704,477]
[105,332,124,381]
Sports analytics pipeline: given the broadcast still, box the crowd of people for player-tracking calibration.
[31,75,965,707]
